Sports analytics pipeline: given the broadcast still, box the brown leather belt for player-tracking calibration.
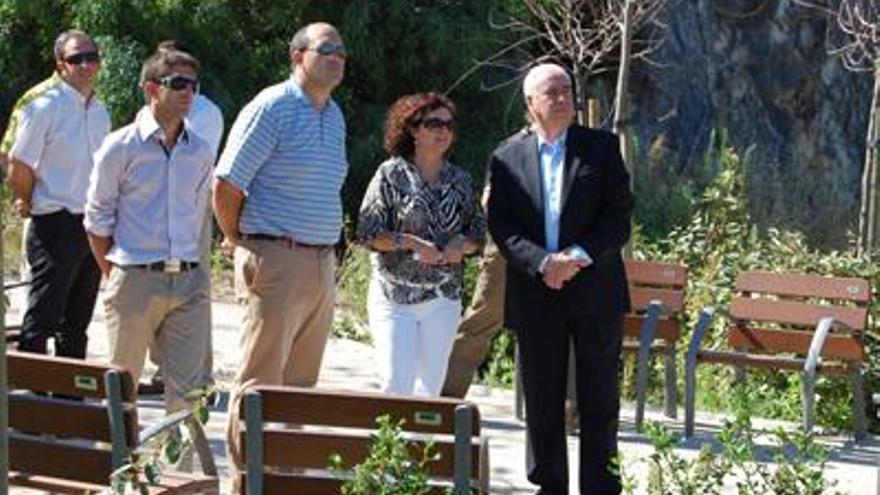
[240,233,332,249]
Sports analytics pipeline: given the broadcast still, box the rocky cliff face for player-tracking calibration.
[627,0,872,246]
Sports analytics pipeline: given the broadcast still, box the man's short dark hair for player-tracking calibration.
[53,29,92,61]
[289,25,311,54]
[139,49,201,89]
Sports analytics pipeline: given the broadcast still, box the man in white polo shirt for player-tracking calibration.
[7,30,110,358]
[84,47,213,413]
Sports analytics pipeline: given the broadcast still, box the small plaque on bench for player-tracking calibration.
[74,374,98,391]
[414,410,442,426]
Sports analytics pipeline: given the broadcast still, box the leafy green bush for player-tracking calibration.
[329,415,439,495]
[621,385,845,494]
[634,131,880,432]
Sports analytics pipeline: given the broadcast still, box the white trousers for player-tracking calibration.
[368,280,461,396]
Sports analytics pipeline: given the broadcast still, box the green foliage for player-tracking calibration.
[621,385,844,494]
[109,386,213,494]
[328,414,439,495]
[634,131,880,432]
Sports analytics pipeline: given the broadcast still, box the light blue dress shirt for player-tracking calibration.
[536,131,591,274]
[538,134,566,252]
[85,108,214,265]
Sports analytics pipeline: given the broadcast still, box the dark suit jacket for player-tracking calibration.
[487,124,634,330]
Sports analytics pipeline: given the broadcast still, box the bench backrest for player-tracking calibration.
[728,271,870,360]
[7,351,136,490]
[624,260,688,342]
[240,386,488,494]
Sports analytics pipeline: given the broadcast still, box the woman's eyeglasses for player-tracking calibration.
[154,74,200,93]
[420,118,455,131]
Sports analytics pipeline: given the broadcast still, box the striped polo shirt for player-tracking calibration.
[215,77,348,245]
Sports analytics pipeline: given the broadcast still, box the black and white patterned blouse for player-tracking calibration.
[356,156,486,305]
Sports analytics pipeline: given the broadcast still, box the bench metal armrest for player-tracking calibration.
[685,306,717,361]
[137,409,218,476]
[804,317,853,376]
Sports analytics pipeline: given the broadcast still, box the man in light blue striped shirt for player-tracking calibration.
[214,22,349,488]
[84,48,213,413]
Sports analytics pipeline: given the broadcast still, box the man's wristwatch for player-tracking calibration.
[393,233,407,251]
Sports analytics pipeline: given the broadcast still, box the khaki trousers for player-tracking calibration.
[441,239,507,398]
[225,239,336,487]
[104,265,211,413]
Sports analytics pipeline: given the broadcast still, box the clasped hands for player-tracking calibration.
[542,247,590,290]
[412,235,467,266]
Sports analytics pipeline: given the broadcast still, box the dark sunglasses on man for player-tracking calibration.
[64,51,101,65]
[420,117,455,131]
[154,74,199,93]
[306,42,347,58]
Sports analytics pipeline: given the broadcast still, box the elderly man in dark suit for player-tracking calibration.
[487,63,634,495]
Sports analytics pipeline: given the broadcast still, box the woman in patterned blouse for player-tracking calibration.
[356,92,486,396]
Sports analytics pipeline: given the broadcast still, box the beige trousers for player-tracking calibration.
[104,265,211,413]
[225,238,336,487]
[441,239,507,398]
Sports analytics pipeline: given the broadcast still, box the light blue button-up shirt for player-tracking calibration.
[84,107,213,265]
[538,133,566,252]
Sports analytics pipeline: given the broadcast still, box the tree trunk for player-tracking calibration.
[614,0,636,258]
[613,0,636,174]
[857,64,880,256]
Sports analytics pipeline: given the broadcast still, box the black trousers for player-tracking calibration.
[18,210,101,358]
[518,310,623,495]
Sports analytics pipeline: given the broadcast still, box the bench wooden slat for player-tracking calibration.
[626,260,687,287]
[10,433,113,485]
[8,472,107,494]
[697,349,850,374]
[251,386,480,435]
[8,351,135,401]
[630,287,685,312]
[246,428,482,478]
[9,393,137,444]
[241,473,455,495]
[728,326,865,361]
[730,297,867,330]
[736,271,871,302]
[622,316,680,341]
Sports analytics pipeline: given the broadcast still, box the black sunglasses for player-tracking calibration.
[155,74,199,92]
[64,51,100,65]
[420,117,455,131]
[306,42,347,58]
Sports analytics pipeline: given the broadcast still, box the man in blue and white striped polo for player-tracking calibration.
[213,22,348,488]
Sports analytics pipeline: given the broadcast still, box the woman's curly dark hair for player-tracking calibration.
[383,92,456,158]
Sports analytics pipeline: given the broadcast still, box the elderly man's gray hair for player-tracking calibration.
[522,63,571,100]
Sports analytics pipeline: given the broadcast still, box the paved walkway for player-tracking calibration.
[5,285,879,494]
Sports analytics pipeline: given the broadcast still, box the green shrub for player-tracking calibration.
[329,414,439,495]
[620,385,845,494]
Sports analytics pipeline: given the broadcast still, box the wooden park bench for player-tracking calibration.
[6,350,218,493]
[515,259,705,431]
[684,271,871,439]
[239,386,490,494]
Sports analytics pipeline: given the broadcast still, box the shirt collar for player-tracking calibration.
[536,128,567,153]
[136,106,190,144]
[58,78,95,108]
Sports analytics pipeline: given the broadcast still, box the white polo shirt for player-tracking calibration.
[10,79,111,215]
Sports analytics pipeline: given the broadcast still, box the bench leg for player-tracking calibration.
[514,346,525,421]
[663,344,678,419]
[849,363,867,442]
[802,368,816,435]
[684,354,697,438]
